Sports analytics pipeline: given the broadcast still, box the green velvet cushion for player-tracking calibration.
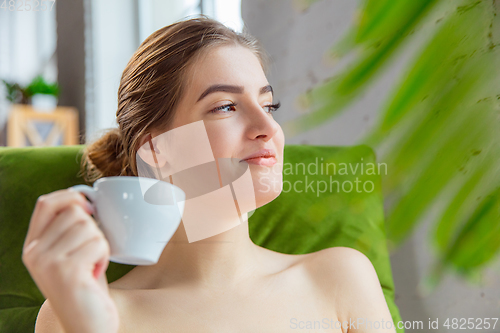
[0,144,403,332]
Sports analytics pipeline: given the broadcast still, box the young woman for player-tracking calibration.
[23,15,396,333]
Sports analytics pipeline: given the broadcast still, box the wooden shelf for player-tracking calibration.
[7,104,79,147]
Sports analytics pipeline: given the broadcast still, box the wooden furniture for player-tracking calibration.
[7,104,79,147]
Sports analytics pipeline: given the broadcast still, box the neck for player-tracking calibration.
[134,212,264,290]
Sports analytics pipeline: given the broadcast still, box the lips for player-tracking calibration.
[240,148,276,161]
[240,149,277,166]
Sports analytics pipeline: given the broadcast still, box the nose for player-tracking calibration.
[244,102,280,142]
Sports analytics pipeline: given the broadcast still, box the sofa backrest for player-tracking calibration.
[0,144,403,332]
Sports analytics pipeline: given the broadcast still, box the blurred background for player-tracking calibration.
[1,0,499,330]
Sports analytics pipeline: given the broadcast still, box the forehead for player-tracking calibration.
[185,45,267,93]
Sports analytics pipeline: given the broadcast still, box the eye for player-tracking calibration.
[209,103,237,114]
[265,101,281,113]
[208,101,282,114]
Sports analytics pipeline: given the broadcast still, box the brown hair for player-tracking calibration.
[78,14,270,185]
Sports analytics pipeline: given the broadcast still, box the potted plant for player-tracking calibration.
[24,75,60,112]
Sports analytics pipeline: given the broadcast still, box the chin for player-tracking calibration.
[251,165,283,209]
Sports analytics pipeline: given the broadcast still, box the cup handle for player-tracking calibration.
[69,185,97,217]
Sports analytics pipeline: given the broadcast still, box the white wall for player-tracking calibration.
[84,0,140,142]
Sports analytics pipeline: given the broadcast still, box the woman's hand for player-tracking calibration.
[22,188,120,333]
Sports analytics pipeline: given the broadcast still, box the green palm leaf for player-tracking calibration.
[284,0,500,289]
[283,0,440,136]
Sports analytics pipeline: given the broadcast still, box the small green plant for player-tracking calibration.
[24,75,60,97]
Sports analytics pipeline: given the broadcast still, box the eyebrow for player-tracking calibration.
[196,84,273,103]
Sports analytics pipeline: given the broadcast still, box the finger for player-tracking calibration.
[34,204,98,255]
[24,189,94,249]
[66,236,110,278]
[92,256,109,281]
[46,217,101,259]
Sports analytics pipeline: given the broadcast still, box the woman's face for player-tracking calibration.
[143,45,284,210]
[141,46,285,211]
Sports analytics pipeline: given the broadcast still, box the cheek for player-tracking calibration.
[203,119,285,207]
[203,121,240,157]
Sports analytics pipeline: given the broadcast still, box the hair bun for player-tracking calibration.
[79,127,131,184]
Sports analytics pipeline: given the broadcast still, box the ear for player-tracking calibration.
[136,132,168,168]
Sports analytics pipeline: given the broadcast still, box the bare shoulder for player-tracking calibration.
[301,247,396,332]
[306,246,370,263]
[34,299,65,333]
[300,246,374,281]
[295,247,372,301]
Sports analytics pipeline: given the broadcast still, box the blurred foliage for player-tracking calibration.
[1,80,30,104]
[285,0,500,292]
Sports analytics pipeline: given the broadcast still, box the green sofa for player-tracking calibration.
[0,144,404,332]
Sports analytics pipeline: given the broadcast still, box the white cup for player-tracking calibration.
[70,176,185,265]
